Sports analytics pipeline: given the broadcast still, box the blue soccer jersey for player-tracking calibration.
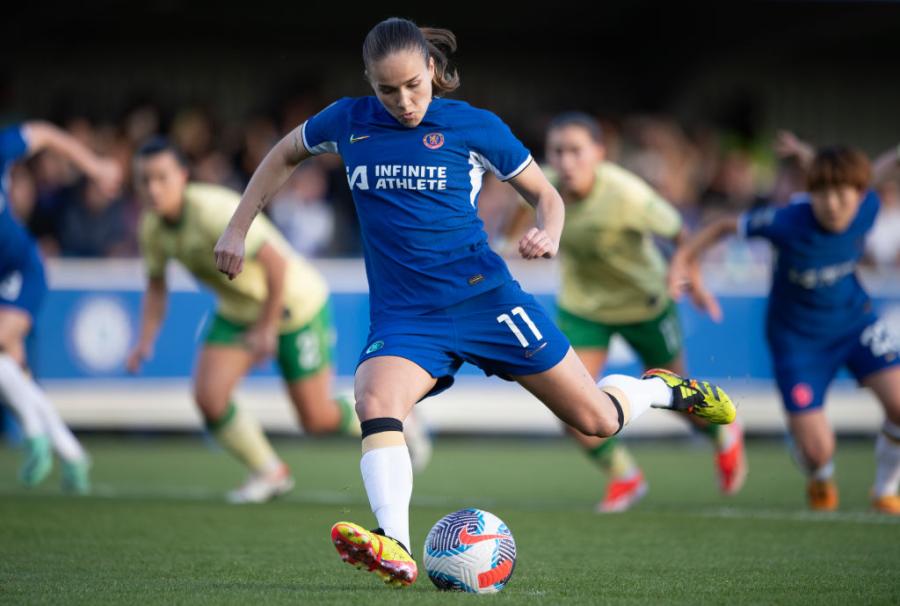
[0,124,32,275]
[301,96,533,321]
[738,192,879,338]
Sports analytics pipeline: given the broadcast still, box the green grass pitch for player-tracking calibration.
[1,436,897,605]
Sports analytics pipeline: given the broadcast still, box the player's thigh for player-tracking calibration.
[514,347,620,436]
[0,307,32,363]
[193,345,255,413]
[861,366,900,425]
[354,355,437,422]
[284,365,338,430]
[573,347,608,379]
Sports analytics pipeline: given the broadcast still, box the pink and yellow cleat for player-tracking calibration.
[331,522,418,587]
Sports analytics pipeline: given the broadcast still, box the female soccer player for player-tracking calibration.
[0,121,121,493]
[214,18,735,586]
[128,138,430,504]
[671,137,900,515]
[529,113,746,511]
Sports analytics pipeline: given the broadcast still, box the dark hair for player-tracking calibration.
[547,112,603,143]
[362,17,460,95]
[807,145,871,192]
[135,136,189,168]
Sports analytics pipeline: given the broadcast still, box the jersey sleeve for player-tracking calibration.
[0,125,28,165]
[138,215,168,280]
[300,98,353,156]
[857,189,880,232]
[618,171,682,237]
[468,110,533,182]
[737,205,783,242]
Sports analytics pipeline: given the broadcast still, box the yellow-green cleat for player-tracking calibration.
[642,368,736,425]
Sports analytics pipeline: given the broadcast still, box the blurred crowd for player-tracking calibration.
[6,104,900,269]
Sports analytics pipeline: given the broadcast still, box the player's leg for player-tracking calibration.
[0,262,90,492]
[848,319,900,514]
[195,315,291,502]
[555,308,646,511]
[625,303,747,495]
[331,354,437,587]
[862,367,900,514]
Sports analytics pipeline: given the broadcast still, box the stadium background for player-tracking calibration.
[2,1,900,438]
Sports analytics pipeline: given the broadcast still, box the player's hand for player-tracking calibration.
[125,343,152,374]
[518,227,558,260]
[215,226,247,280]
[774,130,814,164]
[669,255,722,322]
[90,158,123,199]
[244,324,278,366]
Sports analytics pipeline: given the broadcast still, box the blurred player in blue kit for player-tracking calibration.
[0,121,122,493]
[672,133,900,514]
[214,17,737,587]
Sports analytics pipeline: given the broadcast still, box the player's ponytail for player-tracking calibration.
[363,18,460,96]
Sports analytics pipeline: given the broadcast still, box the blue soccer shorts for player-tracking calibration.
[358,280,571,399]
[768,315,900,414]
[0,244,47,321]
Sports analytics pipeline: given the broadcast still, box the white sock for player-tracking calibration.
[0,355,86,462]
[0,356,45,438]
[597,374,672,426]
[788,437,834,481]
[874,420,900,497]
[360,444,413,552]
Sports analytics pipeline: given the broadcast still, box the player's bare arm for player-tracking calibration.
[126,276,168,374]
[215,124,313,279]
[669,215,739,322]
[508,162,564,259]
[244,242,287,364]
[22,121,122,197]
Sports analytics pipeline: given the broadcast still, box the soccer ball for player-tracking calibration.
[422,508,516,593]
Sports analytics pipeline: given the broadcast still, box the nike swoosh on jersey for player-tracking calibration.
[458,528,509,545]
[349,134,371,143]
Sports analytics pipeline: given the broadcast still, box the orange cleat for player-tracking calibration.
[807,479,839,511]
[871,494,900,515]
[716,422,748,495]
[596,471,648,513]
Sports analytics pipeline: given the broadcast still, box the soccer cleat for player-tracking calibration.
[871,495,900,515]
[716,421,748,495]
[20,435,52,487]
[404,409,433,474]
[642,368,736,425]
[61,458,92,495]
[226,463,294,504]
[331,521,418,587]
[596,471,648,513]
[807,479,839,511]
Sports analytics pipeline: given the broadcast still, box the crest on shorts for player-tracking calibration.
[423,132,444,149]
[365,340,385,354]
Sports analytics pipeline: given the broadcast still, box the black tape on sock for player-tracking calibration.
[360,417,404,438]
[607,393,625,436]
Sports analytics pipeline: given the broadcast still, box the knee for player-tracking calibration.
[193,382,228,417]
[301,414,336,436]
[570,405,620,439]
[355,391,403,422]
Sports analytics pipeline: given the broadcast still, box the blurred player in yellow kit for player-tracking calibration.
[128,138,430,503]
[511,113,747,511]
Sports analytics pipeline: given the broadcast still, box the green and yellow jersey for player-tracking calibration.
[549,162,682,325]
[139,183,328,333]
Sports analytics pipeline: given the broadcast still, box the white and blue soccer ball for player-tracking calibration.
[422,508,516,593]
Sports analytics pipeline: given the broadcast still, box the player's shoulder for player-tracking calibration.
[599,161,651,191]
[184,182,240,210]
